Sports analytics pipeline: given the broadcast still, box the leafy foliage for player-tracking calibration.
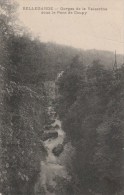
[0,2,47,194]
[57,57,124,195]
[0,2,124,194]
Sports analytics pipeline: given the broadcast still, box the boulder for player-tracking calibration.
[41,131,58,141]
[52,144,64,156]
[47,119,56,125]
[46,184,54,193]
[50,119,56,124]
[53,124,60,129]
[44,125,54,131]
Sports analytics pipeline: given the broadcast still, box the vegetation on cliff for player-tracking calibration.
[0,2,46,194]
[56,56,124,195]
[0,1,124,194]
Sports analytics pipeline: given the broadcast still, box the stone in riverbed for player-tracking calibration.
[44,125,55,131]
[41,131,58,141]
[47,119,56,125]
[46,184,54,193]
[53,124,60,129]
[52,144,64,156]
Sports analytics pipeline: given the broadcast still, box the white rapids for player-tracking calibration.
[35,103,71,195]
[35,78,72,195]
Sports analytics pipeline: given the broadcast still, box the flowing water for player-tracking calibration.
[35,80,71,195]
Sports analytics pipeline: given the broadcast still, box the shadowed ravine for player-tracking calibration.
[34,79,71,195]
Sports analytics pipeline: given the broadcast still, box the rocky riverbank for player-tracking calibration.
[34,81,71,195]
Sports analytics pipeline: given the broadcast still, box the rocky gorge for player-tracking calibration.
[34,79,72,195]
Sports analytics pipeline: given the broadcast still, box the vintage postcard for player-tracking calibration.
[0,0,124,194]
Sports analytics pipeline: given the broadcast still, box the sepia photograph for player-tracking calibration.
[0,0,124,194]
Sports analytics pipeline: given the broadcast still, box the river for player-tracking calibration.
[34,80,71,195]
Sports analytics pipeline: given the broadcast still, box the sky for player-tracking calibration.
[16,0,124,54]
